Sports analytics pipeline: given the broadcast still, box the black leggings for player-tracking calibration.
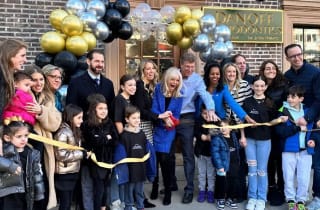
[56,190,73,210]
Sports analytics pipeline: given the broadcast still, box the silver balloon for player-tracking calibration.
[225,40,234,55]
[87,0,106,20]
[214,24,231,42]
[135,3,151,13]
[199,46,212,63]
[143,10,162,30]
[211,41,228,60]
[199,14,216,34]
[65,0,86,15]
[192,33,210,52]
[93,21,110,40]
[80,11,98,32]
[160,5,175,23]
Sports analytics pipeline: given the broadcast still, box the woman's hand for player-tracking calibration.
[245,115,256,124]
[164,117,173,127]
[158,111,172,119]
[25,102,42,115]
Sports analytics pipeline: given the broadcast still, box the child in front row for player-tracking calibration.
[0,121,44,210]
[210,119,241,210]
[276,85,317,210]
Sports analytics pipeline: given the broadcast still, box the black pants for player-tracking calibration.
[92,178,108,210]
[0,193,26,210]
[215,174,227,199]
[268,138,284,190]
[56,190,73,210]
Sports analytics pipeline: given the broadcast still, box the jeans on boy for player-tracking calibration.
[245,138,271,201]
[282,150,312,202]
[124,182,144,210]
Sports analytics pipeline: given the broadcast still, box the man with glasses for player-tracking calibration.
[284,43,320,210]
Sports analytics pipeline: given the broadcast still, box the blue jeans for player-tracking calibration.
[176,114,195,193]
[108,171,125,204]
[245,138,271,201]
[313,142,320,198]
[81,165,94,210]
[124,182,144,210]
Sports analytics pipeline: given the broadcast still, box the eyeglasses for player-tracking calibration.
[47,75,63,80]
[287,53,303,59]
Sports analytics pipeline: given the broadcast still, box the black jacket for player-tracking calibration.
[0,143,44,210]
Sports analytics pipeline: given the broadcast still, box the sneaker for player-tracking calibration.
[307,197,320,210]
[197,191,206,203]
[207,191,214,203]
[287,200,296,210]
[225,198,238,209]
[110,200,123,210]
[255,200,265,210]
[246,198,257,210]
[217,199,225,210]
[297,202,306,210]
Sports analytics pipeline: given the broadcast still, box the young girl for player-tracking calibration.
[152,67,183,205]
[242,76,285,210]
[0,121,44,210]
[81,94,118,210]
[54,104,88,210]
[120,105,156,210]
[2,71,36,125]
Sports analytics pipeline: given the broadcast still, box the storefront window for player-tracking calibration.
[125,33,177,76]
[293,26,320,67]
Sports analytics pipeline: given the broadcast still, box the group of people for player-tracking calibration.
[0,38,319,210]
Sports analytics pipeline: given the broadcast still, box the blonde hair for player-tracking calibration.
[0,39,27,105]
[161,67,182,97]
[138,60,159,95]
[222,63,242,97]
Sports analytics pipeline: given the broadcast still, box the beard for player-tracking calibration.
[90,65,104,75]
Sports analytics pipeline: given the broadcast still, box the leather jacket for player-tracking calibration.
[0,143,45,210]
[54,122,84,174]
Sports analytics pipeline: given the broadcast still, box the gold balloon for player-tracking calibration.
[40,31,65,54]
[183,18,200,37]
[50,9,68,31]
[174,6,191,24]
[56,30,67,40]
[166,23,183,44]
[81,32,97,51]
[66,36,88,56]
[61,15,83,36]
[191,9,204,20]
[177,36,193,49]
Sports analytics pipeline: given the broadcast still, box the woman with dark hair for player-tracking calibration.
[259,60,288,206]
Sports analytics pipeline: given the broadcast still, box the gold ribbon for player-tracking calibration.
[28,133,150,169]
[203,118,282,129]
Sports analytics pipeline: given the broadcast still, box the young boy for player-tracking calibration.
[276,85,316,210]
[210,119,240,210]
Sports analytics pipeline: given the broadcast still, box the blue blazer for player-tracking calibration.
[152,84,183,153]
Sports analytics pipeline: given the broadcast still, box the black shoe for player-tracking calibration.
[182,192,193,204]
[144,199,156,208]
[163,191,172,206]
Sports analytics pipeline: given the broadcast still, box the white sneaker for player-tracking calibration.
[307,197,320,210]
[255,200,265,210]
[110,199,123,210]
[246,198,257,210]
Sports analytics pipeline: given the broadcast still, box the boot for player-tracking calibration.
[163,190,171,206]
[150,182,158,200]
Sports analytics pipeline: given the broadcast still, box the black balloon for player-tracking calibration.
[114,0,130,18]
[108,2,114,9]
[103,30,117,43]
[35,52,54,68]
[53,51,78,76]
[76,54,88,71]
[103,9,122,30]
[117,21,133,40]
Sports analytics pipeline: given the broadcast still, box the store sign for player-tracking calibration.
[203,7,283,43]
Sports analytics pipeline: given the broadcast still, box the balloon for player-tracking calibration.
[40,31,65,54]
[211,41,228,60]
[53,51,78,73]
[114,0,130,18]
[80,11,98,32]
[103,30,116,43]
[56,30,67,40]
[135,3,151,13]
[166,22,183,43]
[191,9,203,20]
[174,6,191,24]
[87,0,106,20]
[49,9,68,31]
[199,14,216,34]
[183,18,200,37]
[102,0,110,7]
[103,9,122,30]
[66,36,88,56]
[117,22,133,40]
[144,10,162,29]
[35,52,55,68]
[81,32,97,51]
[199,46,211,62]
[61,15,83,36]
[160,5,175,23]
[65,0,86,15]
[225,40,234,55]
[76,55,88,70]
[177,36,193,49]
[192,33,210,52]
[93,21,110,40]
[214,24,231,42]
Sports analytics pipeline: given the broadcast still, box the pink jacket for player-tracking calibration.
[2,89,36,125]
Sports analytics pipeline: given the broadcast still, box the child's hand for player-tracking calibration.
[307,140,315,148]
[218,168,225,173]
[279,116,288,123]
[201,134,210,141]
[87,151,92,159]
[317,120,320,128]
[239,137,247,147]
[300,125,307,132]
[15,166,21,175]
